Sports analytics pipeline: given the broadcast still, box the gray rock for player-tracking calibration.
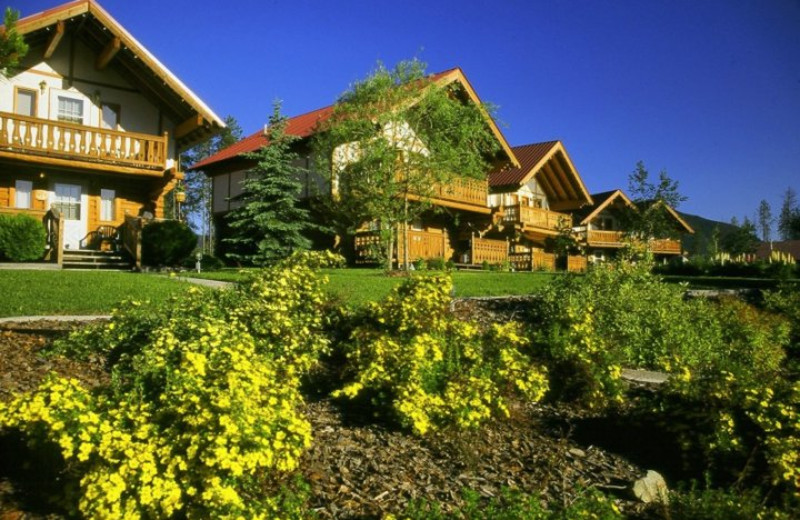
[633,470,669,504]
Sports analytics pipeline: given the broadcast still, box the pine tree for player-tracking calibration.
[224,102,313,265]
[757,199,773,242]
[0,8,28,78]
[778,187,800,240]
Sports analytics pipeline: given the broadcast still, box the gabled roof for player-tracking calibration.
[190,67,518,173]
[14,0,225,149]
[575,189,694,234]
[489,141,593,211]
[574,189,633,225]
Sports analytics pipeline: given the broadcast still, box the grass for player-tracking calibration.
[0,271,199,317]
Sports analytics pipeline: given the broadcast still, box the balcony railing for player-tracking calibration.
[585,230,681,253]
[0,111,168,170]
[430,176,488,207]
[503,204,569,231]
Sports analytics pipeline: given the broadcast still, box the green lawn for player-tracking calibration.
[0,271,199,317]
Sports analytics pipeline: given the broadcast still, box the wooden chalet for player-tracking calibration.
[0,0,224,268]
[191,68,521,266]
[484,141,593,271]
[571,189,694,262]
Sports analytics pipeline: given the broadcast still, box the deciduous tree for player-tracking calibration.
[624,161,687,251]
[314,59,500,269]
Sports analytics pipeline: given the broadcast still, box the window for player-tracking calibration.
[15,89,36,117]
[100,189,115,221]
[57,96,85,124]
[15,180,32,209]
[53,184,81,220]
[101,103,121,130]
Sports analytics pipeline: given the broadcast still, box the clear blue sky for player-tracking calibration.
[19,0,800,227]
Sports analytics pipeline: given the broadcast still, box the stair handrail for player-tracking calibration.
[43,207,64,266]
[120,214,144,271]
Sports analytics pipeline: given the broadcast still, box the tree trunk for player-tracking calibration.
[403,194,410,271]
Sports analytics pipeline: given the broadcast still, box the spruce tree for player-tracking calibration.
[0,8,28,78]
[224,102,312,265]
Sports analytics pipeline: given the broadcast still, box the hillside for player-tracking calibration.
[678,211,739,255]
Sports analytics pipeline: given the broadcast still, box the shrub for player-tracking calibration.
[4,251,341,518]
[141,220,196,266]
[181,252,225,271]
[669,484,793,520]
[0,213,47,261]
[333,275,548,435]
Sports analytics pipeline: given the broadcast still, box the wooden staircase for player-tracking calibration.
[62,249,133,270]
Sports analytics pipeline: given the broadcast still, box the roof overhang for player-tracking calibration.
[14,0,225,150]
[432,68,520,169]
[579,189,634,225]
[514,141,592,211]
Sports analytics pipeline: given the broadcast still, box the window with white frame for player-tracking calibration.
[15,180,32,209]
[57,96,85,124]
[100,189,115,221]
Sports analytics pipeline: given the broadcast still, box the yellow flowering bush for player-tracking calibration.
[333,275,548,435]
[0,251,343,518]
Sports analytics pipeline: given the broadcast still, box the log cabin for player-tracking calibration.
[485,141,593,271]
[0,0,224,268]
[191,68,521,266]
[571,189,694,263]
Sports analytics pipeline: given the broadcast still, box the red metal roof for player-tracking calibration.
[488,141,559,188]
[191,105,334,170]
[191,68,469,172]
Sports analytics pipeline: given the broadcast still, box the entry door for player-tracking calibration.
[53,183,87,249]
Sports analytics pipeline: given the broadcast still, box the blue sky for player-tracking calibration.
[19,0,800,227]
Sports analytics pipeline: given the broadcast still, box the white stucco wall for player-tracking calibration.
[1,39,177,159]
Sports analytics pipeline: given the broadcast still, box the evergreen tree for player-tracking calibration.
[757,199,773,242]
[722,216,759,255]
[0,8,28,78]
[778,187,800,240]
[224,102,313,265]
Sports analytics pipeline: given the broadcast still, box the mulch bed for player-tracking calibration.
[0,307,656,519]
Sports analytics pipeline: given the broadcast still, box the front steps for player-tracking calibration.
[62,249,133,270]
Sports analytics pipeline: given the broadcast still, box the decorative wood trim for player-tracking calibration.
[43,20,65,59]
[95,37,121,70]
[0,150,167,177]
[579,190,633,225]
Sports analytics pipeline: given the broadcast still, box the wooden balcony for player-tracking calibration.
[502,204,570,232]
[0,111,168,175]
[585,230,681,254]
[409,176,490,213]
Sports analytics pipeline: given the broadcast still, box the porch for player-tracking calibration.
[407,176,491,213]
[0,207,147,269]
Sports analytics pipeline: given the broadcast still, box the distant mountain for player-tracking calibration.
[677,212,739,256]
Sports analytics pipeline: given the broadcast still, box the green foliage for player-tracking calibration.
[397,487,622,519]
[314,59,500,269]
[721,216,759,255]
[0,212,47,261]
[333,275,548,435]
[225,102,314,265]
[141,220,197,266]
[534,259,788,407]
[778,187,800,241]
[4,251,339,518]
[0,7,28,77]
[624,161,687,247]
[669,485,793,520]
